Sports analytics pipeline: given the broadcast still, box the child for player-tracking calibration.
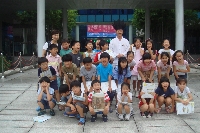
[93,39,101,53]
[69,41,83,68]
[139,83,156,118]
[93,40,114,65]
[158,39,174,61]
[83,40,96,61]
[155,76,175,113]
[38,57,57,94]
[157,52,172,82]
[66,80,88,125]
[112,57,131,92]
[172,50,190,80]
[88,79,110,122]
[174,78,193,105]
[58,84,71,115]
[62,54,78,88]
[80,57,96,93]
[145,39,156,60]
[127,51,136,84]
[137,53,156,83]
[96,52,115,111]
[130,38,144,97]
[37,76,56,116]
[117,82,132,121]
[59,39,71,57]
[46,44,62,102]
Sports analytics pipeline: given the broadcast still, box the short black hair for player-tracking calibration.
[49,44,58,50]
[83,57,92,64]
[39,76,50,83]
[59,84,70,94]
[71,41,80,46]
[62,54,72,62]
[38,57,48,65]
[99,40,107,49]
[70,80,81,90]
[51,30,60,35]
[158,76,170,89]
[85,40,93,46]
[177,78,187,84]
[100,52,110,60]
[91,79,101,87]
[61,38,70,44]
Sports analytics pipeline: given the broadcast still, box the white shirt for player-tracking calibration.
[117,92,132,103]
[174,86,190,100]
[128,59,136,67]
[158,49,174,57]
[109,37,130,65]
[37,87,54,101]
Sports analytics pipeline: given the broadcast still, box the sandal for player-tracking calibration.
[156,108,161,113]
[165,106,170,113]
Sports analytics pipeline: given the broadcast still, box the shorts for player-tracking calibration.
[50,84,58,90]
[132,75,141,80]
[175,74,187,81]
[37,99,56,109]
[65,102,88,113]
[61,96,68,103]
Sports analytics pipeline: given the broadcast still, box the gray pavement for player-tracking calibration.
[0,68,200,133]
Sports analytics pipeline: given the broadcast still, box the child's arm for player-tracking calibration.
[158,54,161,60]
[82,53,86,59]
[37,88,43,101]
[137,68,145,81]
[108,75,112,92]
[157,66,161,82]
[59,62,62,77]
[66,96,76,112]
[149,50,156,60]
[46,87,53,102]
[73,67,78,80]
[140,47,144,55]
[186,93,193,103]
[149,69,155,82]
[82,94,88,105]
[178,65,190,73]
[174,93,184,103]
[82,76,88,92]
[166,66,171,79]
[173,65,179,79]
[49,75,56,81]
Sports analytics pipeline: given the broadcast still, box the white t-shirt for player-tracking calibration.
[37,87,54,101]
[157,60,172,74]
[128,59,136,67]
[174,86,190,99]
[158,49,174,57]
[117,92,132,103]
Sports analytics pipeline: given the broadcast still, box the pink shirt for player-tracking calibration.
[46,54,62,76]
[157,60,172,74]
[131,47,144,75]
[137,60,156,72]
[173,60,189,75]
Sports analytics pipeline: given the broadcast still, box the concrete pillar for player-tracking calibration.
[0,21,2,52]
[145,7,150,40]
[175,0,184,51]
[22,28,27,55]
[75,25,79,41]
[129,25,133,44]
[37,0,45,57]
[63,8,68,39]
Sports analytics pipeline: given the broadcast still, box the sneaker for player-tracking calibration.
[91,114,97,122]
[50,109,55,116]
[118,114,124,121]
[147,112,153,118]
[36,106,40,112]
[135,91,139,98]
[78,117,85,125]
[125,114,130,121]
[102,114,108,122]
[76,114,80,120]
[68,114,76,118]
[140,112,146,118]
[144,111,149,118]
[38,109,46,116]
[63,112,68,117]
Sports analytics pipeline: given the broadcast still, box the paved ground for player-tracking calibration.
[0,68,200,133]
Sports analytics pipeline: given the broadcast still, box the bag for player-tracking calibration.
[46,41,61,56]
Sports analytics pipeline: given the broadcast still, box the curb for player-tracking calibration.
[0,65,36,78]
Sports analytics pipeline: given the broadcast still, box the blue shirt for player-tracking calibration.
[93,49,101,53]
[112,66,131,84]
[97,63,113,82]
[155,87,175,98]
[38,66,57,90]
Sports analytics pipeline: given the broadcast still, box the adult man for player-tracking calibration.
[109,19,130,66]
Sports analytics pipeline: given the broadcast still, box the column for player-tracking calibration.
[63,8,68,39]
[37,0,45,57]
[22,28,27,55]
[75,25,79,41]
[129,25,133,44]
[145,7,150,40]
[175,0,184,51]
[0,21,2,52]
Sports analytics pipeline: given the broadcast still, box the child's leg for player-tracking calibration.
[117,103,123,114]
[124,105,130,114]
[165,97,172,107]
[140,104,148,113]
[157,96,165,108]
[48,99,56,109]
[90,107,96,115]
[75,103,84,118]
[148,103,155,113]
[37,100,45,109]
[103,106,109,115]
[55,90,61,102]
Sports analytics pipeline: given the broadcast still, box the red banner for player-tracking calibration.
[87,25,116,33]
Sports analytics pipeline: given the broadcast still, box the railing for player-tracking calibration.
[0,52,36,78]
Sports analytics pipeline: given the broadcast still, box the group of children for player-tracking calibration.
[37,37,193,125]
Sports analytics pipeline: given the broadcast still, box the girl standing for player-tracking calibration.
[126,51,136,84]
[145,39,156,60]
[157,52,172,82]
[158,39,174,61]
[172,50,190,80]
